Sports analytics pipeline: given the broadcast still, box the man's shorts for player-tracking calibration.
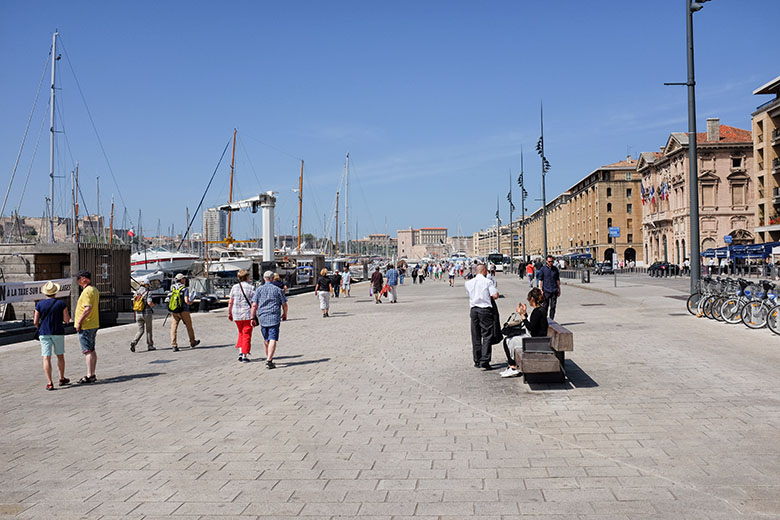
[40,335,65,357]
[260,324,280,342]
[78,328,98,354]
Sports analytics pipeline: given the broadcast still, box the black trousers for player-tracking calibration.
[470,306,493,366]
[543,291,558,320]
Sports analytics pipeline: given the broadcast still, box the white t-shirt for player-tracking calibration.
[464,274,498,308]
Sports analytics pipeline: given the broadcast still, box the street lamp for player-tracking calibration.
[665,0,710,294]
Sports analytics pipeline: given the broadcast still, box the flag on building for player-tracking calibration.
[640,183,646,205]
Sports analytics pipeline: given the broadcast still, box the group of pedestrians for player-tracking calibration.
[465,254,561,377]
[33,270,100,390]
[227,269,288,367]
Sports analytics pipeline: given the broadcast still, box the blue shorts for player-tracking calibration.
[78,328,98,354]
[260,324,280,342]
[40,335,65,356]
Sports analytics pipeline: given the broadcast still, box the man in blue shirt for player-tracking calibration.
[385,264,399,303]
[536,255,561,320]
[251,271,288,369]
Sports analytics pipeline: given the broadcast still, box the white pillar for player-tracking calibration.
[261,193,275,262]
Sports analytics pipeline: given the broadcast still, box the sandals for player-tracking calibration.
[45,383,55,391]
[59,378,70,386]
[77,375,97,384]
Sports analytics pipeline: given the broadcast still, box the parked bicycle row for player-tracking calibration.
[686,276,780,335]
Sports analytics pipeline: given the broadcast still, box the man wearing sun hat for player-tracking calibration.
[34,281,72,391]
[74,270,100,384]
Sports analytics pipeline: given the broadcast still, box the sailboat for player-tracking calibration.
[206,129,254,277]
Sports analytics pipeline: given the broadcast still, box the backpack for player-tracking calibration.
[168,286,185,313]
[132,291,146,312]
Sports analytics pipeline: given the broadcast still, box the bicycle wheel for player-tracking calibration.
[721,298,743,324]
[686,292,702,315]
[742,301,768,329]
[703,296,717,319]
[767,305,780,336]
[711,297,724,321]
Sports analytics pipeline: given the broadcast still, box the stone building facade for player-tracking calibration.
[518,158,644,264]
[752,75,780,243]
[638,120,754,265]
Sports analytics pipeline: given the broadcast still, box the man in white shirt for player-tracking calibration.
[465,264,500,370]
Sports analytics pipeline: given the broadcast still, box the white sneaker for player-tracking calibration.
[499,368,511,376]
[501,368,521,378]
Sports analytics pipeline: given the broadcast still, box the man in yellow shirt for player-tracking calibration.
[74,270,100,384]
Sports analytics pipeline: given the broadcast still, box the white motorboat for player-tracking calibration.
[131,247,200,273]
[207,247,253,277]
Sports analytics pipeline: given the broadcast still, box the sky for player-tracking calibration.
[1,1,778,243]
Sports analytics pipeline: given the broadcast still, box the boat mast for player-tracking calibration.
[73,162,79,243]
[345,152,349,256]
[334,191,339,257]
[48,31,59,242]
[96,176,101,242]
[297,160,303,253]
[109,195,114,245]
[227,128,236,245]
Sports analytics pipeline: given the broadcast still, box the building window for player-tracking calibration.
[626,171,632,180]
[626,188,632,198]
[627,203,632,214]
[608,236,612,244]
[607,218,613,227]
[702,184,715,207]
[731,184,745,206]
[627,233,633,242]
[607,203,612,213]
[731,157,742,169]
[606,187,612,197]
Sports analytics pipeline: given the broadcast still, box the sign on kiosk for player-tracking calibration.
[0,278,72,305]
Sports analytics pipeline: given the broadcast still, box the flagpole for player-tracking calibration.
[508,170,514,273]
[520,146,526,268]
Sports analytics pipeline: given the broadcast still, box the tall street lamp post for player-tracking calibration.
[667,0,710,294]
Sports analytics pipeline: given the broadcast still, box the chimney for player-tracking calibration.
[706,118,720,142]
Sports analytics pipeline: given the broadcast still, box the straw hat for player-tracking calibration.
[41,281,60,296]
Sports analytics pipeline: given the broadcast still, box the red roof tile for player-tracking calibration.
[697,125,751,143]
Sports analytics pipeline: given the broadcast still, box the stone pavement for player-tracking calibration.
[1,272,779,519]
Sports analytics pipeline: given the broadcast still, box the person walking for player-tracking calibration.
[385,263,399,303]
[411,265,419,284]
[330,270,342,298]
[34,281,71,390]
[500,288,548,378]
[537,255,561,320]
[398,264,406,285]
[228,269,255,362]
[341,267,352,297]
[418,265,426,284]
[371,266,384,303]
[251,270,288,369]
[168,273,200,352]
[130,281,156,352]
[525,261,535,288]
[74,270,99,384]
[465,264,499,370]
[448,263,457,287]
[315,268,332,317]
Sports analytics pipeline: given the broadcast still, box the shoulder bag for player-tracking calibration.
[238,282,259,326]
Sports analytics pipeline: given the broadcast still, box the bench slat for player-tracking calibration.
[547,320,574,352]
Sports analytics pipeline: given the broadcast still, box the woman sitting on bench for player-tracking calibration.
[501,288,548,378]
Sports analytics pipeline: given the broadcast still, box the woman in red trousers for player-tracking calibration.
[228,269,256,362]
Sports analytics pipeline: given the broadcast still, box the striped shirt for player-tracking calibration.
[229,281,256,321]
[251,283,287,326]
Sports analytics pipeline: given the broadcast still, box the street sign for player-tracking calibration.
[724,235,733,244]
[609,226,620,238]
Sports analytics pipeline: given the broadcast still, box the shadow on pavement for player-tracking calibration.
[94,372,165,384]
[279,357,330,368]
[559,321,585,327]
[525,360,598,391]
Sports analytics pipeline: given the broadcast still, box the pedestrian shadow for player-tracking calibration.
[93,372,165,384]
[328,312,353,317]
[282,318,307,321]
[188,343,232,350]
[559,321,585,327]
[279,357,330,368]
[273,354,302,360]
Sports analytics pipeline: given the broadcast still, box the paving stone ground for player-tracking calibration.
[1,272,779,519]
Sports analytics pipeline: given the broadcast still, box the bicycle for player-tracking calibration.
[720,279,755,324]
[741,280,778,329]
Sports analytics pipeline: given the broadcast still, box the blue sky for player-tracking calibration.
[1,1,777,242]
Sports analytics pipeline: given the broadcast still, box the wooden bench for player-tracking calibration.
[508,320,574,383]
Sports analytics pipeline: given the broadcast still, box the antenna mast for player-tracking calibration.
[345,152,349,256]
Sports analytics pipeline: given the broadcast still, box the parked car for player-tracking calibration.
[595,261,614,275]
[647,261,680,277]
